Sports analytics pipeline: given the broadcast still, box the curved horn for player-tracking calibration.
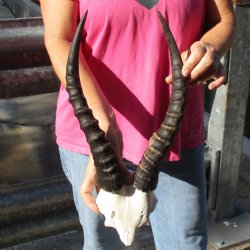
[65,11,125,193]
[134,11,187,192]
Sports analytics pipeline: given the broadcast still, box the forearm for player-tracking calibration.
[201,0,236,57]
[201,19,235,58]
[45,38,115,132]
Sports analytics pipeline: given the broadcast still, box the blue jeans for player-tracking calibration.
[59,145,207,250]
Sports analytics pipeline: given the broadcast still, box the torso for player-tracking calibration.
[56,0,205,163]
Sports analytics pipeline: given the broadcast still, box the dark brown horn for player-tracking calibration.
[134,11,187,192]
[65,11,125,192]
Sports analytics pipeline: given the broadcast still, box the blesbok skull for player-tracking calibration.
[96,186,157,246]
[65,10,187,246]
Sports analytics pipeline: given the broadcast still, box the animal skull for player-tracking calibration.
[96,186,157,246]
[65,10,187,246]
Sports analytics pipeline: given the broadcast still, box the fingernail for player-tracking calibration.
[165,78,171,84]
[208,84,214,90]
[182,68,190,77]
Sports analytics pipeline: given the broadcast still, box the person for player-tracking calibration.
[40,1,235,249]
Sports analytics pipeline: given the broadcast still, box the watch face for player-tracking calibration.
[135,0,159,9]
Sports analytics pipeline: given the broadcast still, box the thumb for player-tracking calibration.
[165,74,172,84]
[165,49,189,84]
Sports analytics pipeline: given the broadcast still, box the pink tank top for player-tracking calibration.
[56,0,205,164]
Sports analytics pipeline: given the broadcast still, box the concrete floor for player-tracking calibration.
[3,227,155,250]
[3,229,250,250]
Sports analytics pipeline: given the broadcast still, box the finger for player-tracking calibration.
[165,50,189,84]
[182,42,207,77]
[190,50,222,82]
[80,178,100,214]
[165,74,172,84]
[208,75,225,90]
[80,156,100,214]
[194,60,224,87]
[83,194,100,214]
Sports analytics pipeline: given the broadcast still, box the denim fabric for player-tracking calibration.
[150,146,207,250]
[59,145,207,250]
[59,148,124,250]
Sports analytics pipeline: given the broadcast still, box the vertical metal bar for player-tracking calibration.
[207,147,221,210]
[207,5,250,220]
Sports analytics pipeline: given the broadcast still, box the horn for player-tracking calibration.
[134,11,187,192]
[65,10,125,193]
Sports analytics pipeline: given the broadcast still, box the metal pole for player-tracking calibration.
[207,3,250,221]
[0,18,50,70]
[207,4,250,249]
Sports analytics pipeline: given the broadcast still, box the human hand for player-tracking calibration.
[80,156,100,214]
[80,156,134,214]
[165,41,225,90]
[80,125,133,214]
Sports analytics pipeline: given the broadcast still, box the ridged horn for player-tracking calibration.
[65,10,125,193]
[134,11,187,192]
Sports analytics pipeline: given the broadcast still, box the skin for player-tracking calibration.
[40,0,235,214]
